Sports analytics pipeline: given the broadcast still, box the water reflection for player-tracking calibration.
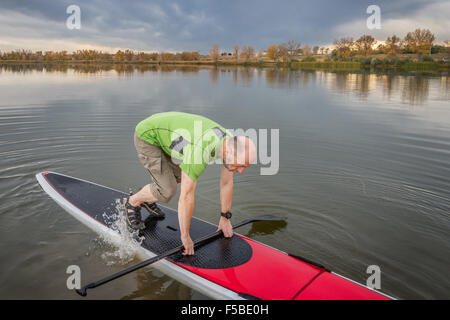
[120,269,198,300]
[238,67,255,87]
[401,76,430,105]
[441,76,450,101]
[1,61,449,300]
[379,74,399,100]
[1,63,447,106]
[325,72,376,99]
[209,67,219,84]
[245,220,288,237]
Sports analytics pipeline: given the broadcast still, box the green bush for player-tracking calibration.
[371,58,383,66]
[290,61,360,70]
[390,56,402,65]
[403,56,412,62]
[358,57,372,66]
[420,55,434,62]
[402,61,438,71]
[301,56,316,62]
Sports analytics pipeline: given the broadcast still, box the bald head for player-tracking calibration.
[222,136,257,173]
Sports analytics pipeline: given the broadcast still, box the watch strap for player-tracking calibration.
[221,211,232,219]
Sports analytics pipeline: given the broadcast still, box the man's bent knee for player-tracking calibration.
[150,183,177,203]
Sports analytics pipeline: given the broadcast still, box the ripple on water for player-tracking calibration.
[1,69,450,299]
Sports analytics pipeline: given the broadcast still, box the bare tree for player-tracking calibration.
[385,35,401,56]
[355,35,377,56]
[209,44,220,63]
[302,44,311,57]
[241,45,255,62]
[286,40,301,59]
[278,44,289,62]
[233,43,239,61]
[247,46,255,60]
[266,44,279,61]
[257,49,264,59]
[333,37,354,58]
[403,29,435,56]
[313,46,319,55]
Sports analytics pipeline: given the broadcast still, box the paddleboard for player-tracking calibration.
[36,171,394,300]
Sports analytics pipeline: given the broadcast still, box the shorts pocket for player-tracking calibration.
[138,153,161,175]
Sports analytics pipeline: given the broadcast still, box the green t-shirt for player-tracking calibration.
[135,112,232,181]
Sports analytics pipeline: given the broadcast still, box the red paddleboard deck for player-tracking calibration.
[36,171,394,300]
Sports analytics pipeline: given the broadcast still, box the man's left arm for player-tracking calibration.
[218,164,234,237]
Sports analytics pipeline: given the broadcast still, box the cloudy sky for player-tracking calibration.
[0,0,449,53]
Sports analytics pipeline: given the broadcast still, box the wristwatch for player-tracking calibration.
[221,211,232,219]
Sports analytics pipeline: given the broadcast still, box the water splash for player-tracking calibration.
[97,198,144,266]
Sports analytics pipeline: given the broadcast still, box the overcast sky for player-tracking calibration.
[0,0,449,53]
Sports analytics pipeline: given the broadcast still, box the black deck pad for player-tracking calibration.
[44,173,252,269]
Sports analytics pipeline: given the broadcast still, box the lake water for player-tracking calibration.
[0,64,449,299]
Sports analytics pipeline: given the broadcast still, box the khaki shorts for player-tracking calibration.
[134,133,181,203]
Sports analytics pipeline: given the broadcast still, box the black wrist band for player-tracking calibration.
[221,211,232,219]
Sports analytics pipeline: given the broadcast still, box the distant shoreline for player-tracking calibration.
[1,59,449,72]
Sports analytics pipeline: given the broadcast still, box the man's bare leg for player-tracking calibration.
[129,184,158,207]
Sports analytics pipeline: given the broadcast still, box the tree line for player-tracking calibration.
[331,29,442,59]
[0,49,201,62]
[215,29,448,62]
[1,28,448,63]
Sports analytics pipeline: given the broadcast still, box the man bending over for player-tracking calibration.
[126,112,257,255]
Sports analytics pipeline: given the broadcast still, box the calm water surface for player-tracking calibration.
[0,65,449,299]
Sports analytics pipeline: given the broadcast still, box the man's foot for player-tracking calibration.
[124,193,145,230]
[141,202,165,220]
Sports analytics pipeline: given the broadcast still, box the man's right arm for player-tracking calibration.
[178,170,197,255]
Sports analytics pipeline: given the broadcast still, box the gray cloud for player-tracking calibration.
[0,0,448,53]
